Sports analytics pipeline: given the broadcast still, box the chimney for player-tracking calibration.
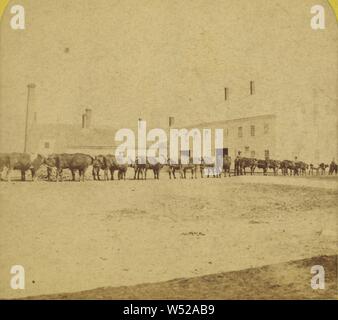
[224,87,229,101]
[169,116,175,127]
[27,84,36,126]
[85,108,92,128]
[24,83,36,153]
[82,113,87,129]
[250,81,255,95]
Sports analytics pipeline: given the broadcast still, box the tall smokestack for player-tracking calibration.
[169,116,175,127]
[85,108,92,128]
[82,114,86,129]
[224,87,229,101]
[250,81,255,95]
[24,83,36,153]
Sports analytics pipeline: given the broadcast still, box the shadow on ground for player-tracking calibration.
[27,255,337,300]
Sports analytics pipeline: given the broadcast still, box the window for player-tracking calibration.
[264,150,270,159]
[250,125,255,137]
[238,127,243,138]
[225,128,229,137]
[44,142,50,149]
[264,123,269,134]
[245,146,250,152]
[251,151,255,158]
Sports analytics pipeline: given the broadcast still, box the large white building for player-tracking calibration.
[182,86,337,163]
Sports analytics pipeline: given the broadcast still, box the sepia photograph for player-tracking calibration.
[0,0,337,308]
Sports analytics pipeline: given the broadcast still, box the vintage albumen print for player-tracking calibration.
[0,0,337,300]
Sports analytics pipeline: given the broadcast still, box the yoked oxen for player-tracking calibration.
[280,160,296,176]
[181,158,198,179]
[103,154,121,180]
[170,156,198,179]
[329,161,337,175]
[308,163,328,176]
[200,157,220,178]
[295,161,308,176]
[45,153,93,182]
[256,159,269,175]
[222,156,232,177]
[239,157,257,175]
[257,159,281,176]
[308,164,315,175]
[117,162,128,180]
[0,153,45,182]
[146,162,162,180]
[318,163,329,175]
[145,156,165,180]
[95,154,129,180]
[167,158,182,179]
[167,157,198,179]
[200,155,231,178]
[133,156,164,180]
[133,156,147,180]
[92,155,109,181]
[268,160,281,175]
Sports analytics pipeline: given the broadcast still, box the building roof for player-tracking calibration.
[29,123,119,149]
[182,114,276,129]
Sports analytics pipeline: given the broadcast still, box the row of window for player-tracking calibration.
[243,148,270,159]
[237,124,269,138]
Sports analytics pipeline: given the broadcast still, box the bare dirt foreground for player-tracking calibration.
[32,255,338,300]
[0,175,337,299]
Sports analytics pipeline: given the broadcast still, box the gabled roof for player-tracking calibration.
[182,114,276,129]
[29,123,119,148]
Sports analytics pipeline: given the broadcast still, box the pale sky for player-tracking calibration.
[0,0,337,151]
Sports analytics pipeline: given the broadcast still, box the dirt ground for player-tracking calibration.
[31,255,338,300]
[0,173,337,299]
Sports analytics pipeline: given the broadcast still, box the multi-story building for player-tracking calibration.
[184,114,276,160]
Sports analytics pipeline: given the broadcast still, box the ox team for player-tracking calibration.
[0,152,337,182]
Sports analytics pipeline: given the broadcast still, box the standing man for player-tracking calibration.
[294,156,299,176]
[235,151,242,176]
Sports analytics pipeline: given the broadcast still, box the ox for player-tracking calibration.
[0,153,44,181]
[45,153,93,182]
